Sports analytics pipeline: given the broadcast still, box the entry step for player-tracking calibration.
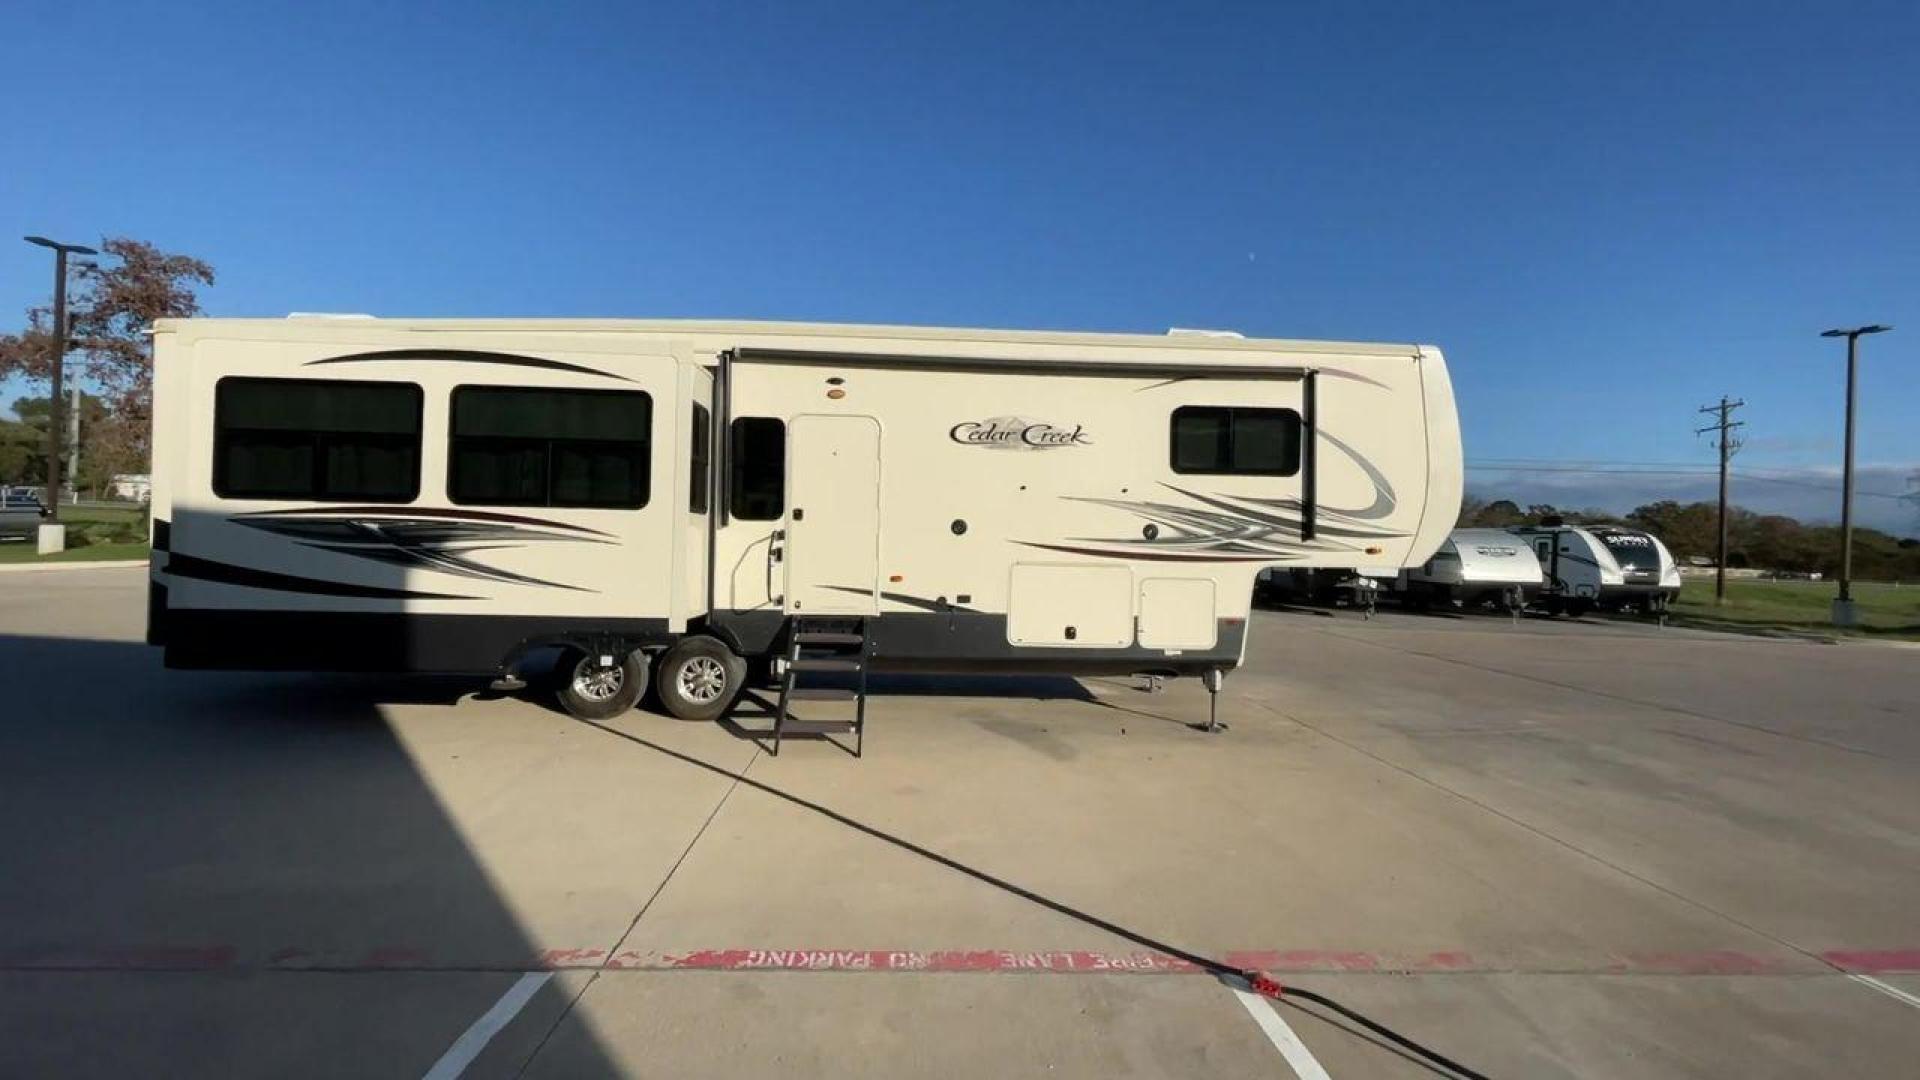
[794,631,864,646]
[788,687,859,702]
[791,658,862,672]
[778,717,857,735]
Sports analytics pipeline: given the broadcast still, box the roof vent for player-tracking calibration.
[1165,327,1243,339]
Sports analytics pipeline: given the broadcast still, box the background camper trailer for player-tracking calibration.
[1512,523,1682,617]
[1394,527,1545,614]
[146,318,1462,734]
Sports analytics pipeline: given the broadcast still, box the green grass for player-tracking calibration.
[60,503,146,528]
[0,502,151,563]
[1671,577,1920,640]
[0,539,150,564]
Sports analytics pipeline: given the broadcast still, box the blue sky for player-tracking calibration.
[4,1,1915,530]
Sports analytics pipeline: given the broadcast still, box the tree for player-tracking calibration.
[1628,501,1717,559]
[0,237,214,475]
[1461,498,1523,527]
[0,416,38,485]
[10,394,116,496]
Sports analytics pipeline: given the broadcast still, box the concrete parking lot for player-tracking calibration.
[2,567,1916,1078]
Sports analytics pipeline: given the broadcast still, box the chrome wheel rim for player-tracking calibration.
[679,656,728,704]
[571,657,624,702]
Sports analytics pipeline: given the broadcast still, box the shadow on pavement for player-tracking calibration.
[0,632,619,1079]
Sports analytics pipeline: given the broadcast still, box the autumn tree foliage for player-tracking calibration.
[0,238,214,475]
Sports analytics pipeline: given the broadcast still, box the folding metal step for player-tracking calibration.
[779,717,857,735]
[788,687,858,702]
[794,631,864,646]
[790,658,861,673]
[774,615,871,758]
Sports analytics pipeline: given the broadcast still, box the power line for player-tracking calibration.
[1466,464,1716,475]
[1463,462,1907,499]
[1729,472,1905,498]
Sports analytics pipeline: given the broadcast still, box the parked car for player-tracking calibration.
[0,491,50,539]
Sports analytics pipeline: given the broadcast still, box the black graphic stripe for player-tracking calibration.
[305,349,631,383]
[303,542,591,591]
[234,505,613,538]
[1016,542,1285,564]
[164,554,476,600]
[1161,487,1403,541]
[822,585,977,612]
[1320,369,1392,390]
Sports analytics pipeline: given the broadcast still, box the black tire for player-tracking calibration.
[555,648,649,720]
[656,635,747,722]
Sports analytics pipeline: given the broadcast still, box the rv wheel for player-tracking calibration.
[556,649,649,721]
[657,636,747,722]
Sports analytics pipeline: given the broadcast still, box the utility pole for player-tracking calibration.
[22,236,99,526]
[1696,397,1745,604]
[1820,325,1892,627]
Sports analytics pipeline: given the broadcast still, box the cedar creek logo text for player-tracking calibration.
[949,416,1092,450]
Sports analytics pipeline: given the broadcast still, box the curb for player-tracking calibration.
[0,559,149,574]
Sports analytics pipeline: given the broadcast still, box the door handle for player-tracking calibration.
[792,508,805,521]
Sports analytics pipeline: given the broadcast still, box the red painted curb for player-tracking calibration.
[4,945,1916,976]
[1821,949,1920,974]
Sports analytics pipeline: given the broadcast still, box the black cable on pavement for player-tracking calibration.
[574,717,1490,1080]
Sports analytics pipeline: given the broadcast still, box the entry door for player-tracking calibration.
[784,415,881,615]
[1532,535,1557,588]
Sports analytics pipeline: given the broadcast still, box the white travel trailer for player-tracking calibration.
[1393,527,1544,613]
[145,317,1461,737]
[1510,523,1682,616]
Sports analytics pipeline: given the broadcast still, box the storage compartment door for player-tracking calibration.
[1138,578,1217,651]
[1007,564,1133,647]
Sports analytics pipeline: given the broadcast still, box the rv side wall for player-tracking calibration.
[153,330,689,671]
[714,346,1446,671]
[144,319,1457,677]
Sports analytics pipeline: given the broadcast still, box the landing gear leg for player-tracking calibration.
[1202,668,1226,733]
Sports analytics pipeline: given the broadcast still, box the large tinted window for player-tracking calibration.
[214,377,421,501]
[729,417,785,520]
[689,403,710,514]
[1599,531,1658,572]
[1170,406,1301,476]
[449,387,652,508]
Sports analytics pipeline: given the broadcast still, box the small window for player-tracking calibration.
[449,386,651,508]
[689,403,710,514]
[1170,406,1301,476]
[214,377,422,501]
[729,417,785,520]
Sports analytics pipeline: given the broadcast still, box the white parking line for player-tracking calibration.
[422,971,553,1080]
[1849,972,1920,1010]
[1229,981,1332,1079]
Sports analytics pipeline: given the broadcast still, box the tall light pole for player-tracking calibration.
[23,236,99,525]
[1820,324,1892,626]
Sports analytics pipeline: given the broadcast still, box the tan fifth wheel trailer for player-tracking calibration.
[146,317,1461,740]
